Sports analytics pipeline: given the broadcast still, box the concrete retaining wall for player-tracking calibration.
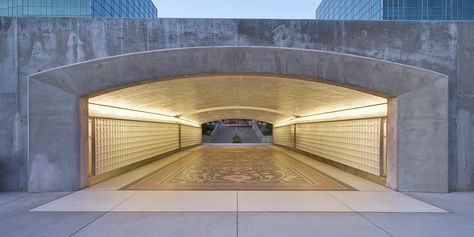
[0,17,472,191]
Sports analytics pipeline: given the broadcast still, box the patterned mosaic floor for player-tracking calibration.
[122,145,354,191]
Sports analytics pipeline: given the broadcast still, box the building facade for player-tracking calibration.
[315,0,474,20]
[0,0,157,18]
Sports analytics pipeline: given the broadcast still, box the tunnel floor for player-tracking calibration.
[31,145,445,213]
[121,145,353,191]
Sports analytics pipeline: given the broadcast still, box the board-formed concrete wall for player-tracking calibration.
[26,47,448,192]
[0,17,472,191]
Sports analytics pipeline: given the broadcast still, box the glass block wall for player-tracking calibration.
[273,125,295,148]
[91,118,179,175]
[0,0,157,18]
[295,118,384,176]
[180,125,202,148]
[316,0,474,20]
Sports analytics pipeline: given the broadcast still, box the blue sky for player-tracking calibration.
[152,0,322,19]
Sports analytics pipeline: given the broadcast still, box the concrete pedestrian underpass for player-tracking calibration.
[28,47,448,193]
[3,16,474,237]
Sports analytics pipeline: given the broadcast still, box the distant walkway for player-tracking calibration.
[212,126,261,143]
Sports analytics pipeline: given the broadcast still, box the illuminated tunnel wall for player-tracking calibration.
[86,73,389,184]
[88,104,201,182]
[273,105,387,180]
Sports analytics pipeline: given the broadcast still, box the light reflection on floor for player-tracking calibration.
[122,145,353,191]
[30,145,446,213]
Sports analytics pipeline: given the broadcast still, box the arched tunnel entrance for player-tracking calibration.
[85,75,388,188]
[27,47,449,193]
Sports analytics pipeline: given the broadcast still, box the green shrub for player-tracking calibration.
[202,122,215,135]
[259,123,273,136]
[232,133,241,143]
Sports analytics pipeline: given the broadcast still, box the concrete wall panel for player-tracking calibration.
[0,18,20,190]
[396,79,449,192]
[28,79,80,192]
[0,17,469,191]
[455,22,474,190]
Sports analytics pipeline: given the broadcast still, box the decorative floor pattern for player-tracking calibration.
[122,145,353,191]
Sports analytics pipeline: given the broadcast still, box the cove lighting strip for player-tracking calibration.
[274,103,387,127]
[89,103,200,128]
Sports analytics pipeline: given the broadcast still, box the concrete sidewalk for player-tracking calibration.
[0,191,473,237]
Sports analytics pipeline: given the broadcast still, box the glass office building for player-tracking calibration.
[315,0,474,20]
[0,0,158,18]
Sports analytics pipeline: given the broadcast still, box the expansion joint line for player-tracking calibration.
[236,191,239,237]
[326,192,394,237]
[68,191,140,236]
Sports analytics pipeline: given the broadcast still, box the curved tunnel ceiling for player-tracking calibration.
[184,108,289,124]
[89,75,387,125]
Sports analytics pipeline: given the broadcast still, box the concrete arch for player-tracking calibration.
[188,108,283,125]
[28,47,448,192]
[179,106,295,119]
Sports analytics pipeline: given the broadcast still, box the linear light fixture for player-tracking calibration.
[274,103,387,127]
[89,103,200,127]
